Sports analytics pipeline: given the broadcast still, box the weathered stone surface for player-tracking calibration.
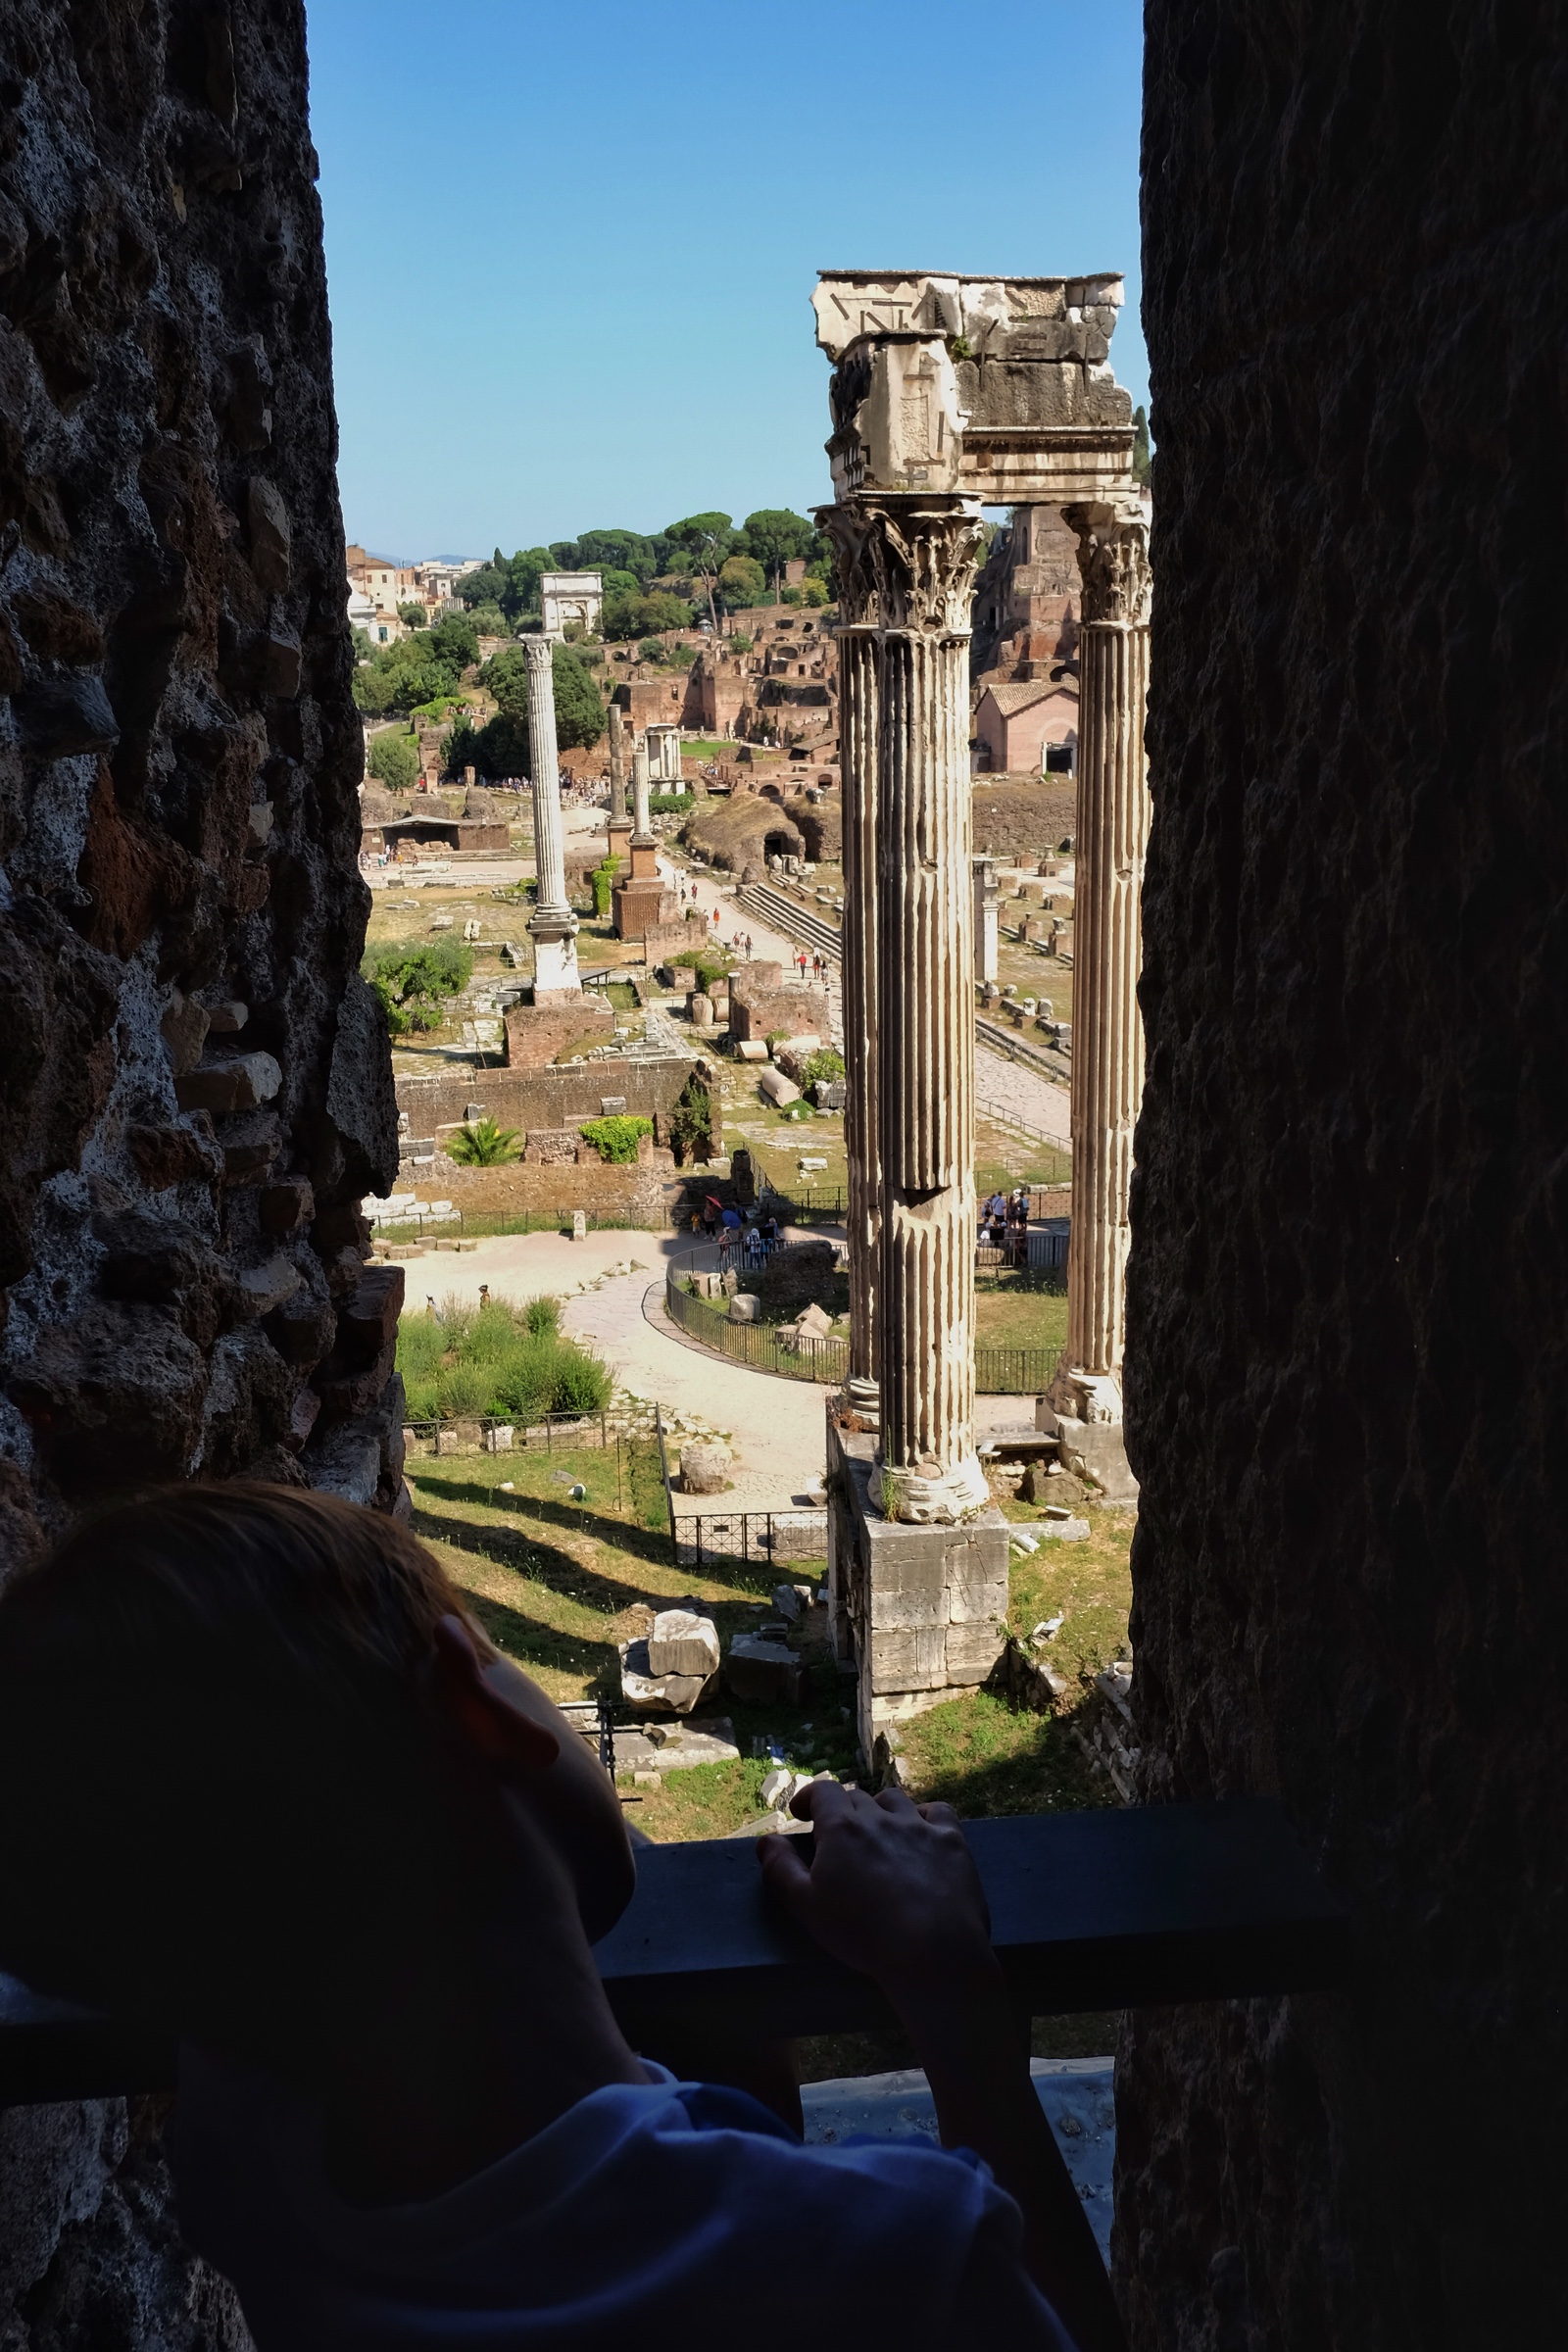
[680,1443,730,1494]
[645,1607,721,1682]
[0,3,400,2330]
[724,1634,806,1708]
[1118,13,1568,2348]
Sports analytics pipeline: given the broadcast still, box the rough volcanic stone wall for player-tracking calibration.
[1122,7,1567,2347]
[0,1,398,2337]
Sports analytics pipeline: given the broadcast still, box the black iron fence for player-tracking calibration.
[668,1183,847,1229]
[671,1506,830,1570]
[665,1261,1062,1396]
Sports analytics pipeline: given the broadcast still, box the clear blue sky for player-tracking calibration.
[306,0,1146,561]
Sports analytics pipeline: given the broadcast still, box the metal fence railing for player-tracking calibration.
[668,1184,847,1229]
[664,1262,1062,1396]
[670,1507,830,1570]
[402,1410,616,1451]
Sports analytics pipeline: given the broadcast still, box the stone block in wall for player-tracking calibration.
[866,1624,948,1692]
[503,997,614,1070]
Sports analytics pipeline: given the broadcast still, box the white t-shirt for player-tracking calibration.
[173,2047,1079,2351]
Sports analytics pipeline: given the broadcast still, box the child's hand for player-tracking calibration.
[756,1783,998,2006]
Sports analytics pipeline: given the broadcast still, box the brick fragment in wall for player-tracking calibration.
[0,0,400,2329]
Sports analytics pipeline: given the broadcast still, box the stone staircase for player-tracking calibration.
[735,880,843,964]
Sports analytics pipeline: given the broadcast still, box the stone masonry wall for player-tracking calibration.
[0,2,398,2339]
[1122,9,1567,2348]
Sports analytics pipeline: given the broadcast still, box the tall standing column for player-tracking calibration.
[522,634,580,1001]
[630,739,653,846]
[865,496,988,1524]
[819,504,881,1402]
[1052,499,1152,1431]
[608,701,627,820]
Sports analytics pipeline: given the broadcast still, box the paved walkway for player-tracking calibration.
[413,1227,830,1507]
[975,1041,1071,1144]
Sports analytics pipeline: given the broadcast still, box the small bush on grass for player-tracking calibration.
[802,1048,846,1085]
[397,1294,610,1422]
[578,1114,654,1164]
[672,946,733,994]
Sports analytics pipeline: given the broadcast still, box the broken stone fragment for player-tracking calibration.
[245,477,292,592]
[203,1000,249,1033]
[263,632,301,698]
[161,992,212,1075]
[645,1607,721,1681]
[680,1442,730,1494]
[14,672,120,758]
[618,1638,715,1717]
[260,1173,315,1233]
[217,1107,282,1187]
[232,1253,303,1317]
[760,1766,794,1810]
[725,1634,806,1708]
[127,1114,223,1192]
[8,1300,208,1492]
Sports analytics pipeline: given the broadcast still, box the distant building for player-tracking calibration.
[973,679,1078,776]
[540,571,603,636]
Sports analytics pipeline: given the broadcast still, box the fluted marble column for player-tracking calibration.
[630,739,653,845]
[828,496,988,1522]
[523,634,580,999]
[1054,499,1151,1414]
[608,701,627,821]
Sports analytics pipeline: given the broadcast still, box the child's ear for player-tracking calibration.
[430,1616,560,1770]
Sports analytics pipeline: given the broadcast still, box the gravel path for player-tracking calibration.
[413,1227,830,1508]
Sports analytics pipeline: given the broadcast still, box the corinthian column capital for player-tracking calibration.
[1063,498,1152,626]
[815,494,987,634]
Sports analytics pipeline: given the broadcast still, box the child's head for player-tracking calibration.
[0,1484,635,2078]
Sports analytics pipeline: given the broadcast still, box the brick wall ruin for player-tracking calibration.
[0,0,397,2336]
[1121,8,1567,2346]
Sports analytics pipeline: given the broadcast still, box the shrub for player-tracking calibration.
[362,935,474,1035]
[578,1114,653,1164]
[765,1029,791,1048]
[802,1048,846,1085]
[367,730,420,792]
[590,857,619,919]
[648,791,691,814]
[446,1115,520,1166]
[638,636,667,664]
[666,1075,713,1166]
[395,1295,609,1423]
[672,946,732,993]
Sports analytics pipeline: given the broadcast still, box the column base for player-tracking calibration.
[874,1449,991,1526]
[845,1374,880,1430]
[530,928,581,999]
[828,1419,1009,1764]
[1036,1375,1140,1504]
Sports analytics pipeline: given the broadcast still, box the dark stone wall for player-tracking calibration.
[0,2,399,2337]
[1122,6,1568,2347]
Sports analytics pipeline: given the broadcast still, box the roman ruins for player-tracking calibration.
[521,636,582,1002]
[814,270,1142,1740]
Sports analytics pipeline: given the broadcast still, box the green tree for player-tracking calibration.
[664,513,737,632]
[366,730,419,791]
[466,603,512,640]
[602,588,693,641]
[395,602,427,629]
[741,508,813,602]
[471,644,605,759]
[446,1115,521,1166]
[576,528,658,582]
[718,554,766,611]
[801,576,829,608]
[361,936,473,1035]
[457,563,508,609]
[1133,404,1152,486]
[639,636,667,665]
[427,611,480,668]
[505,548,553,617]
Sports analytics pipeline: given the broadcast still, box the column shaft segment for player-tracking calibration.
[523,634,579,999]
[1054,501,1151,1419]
[608,701,627,820]
[837,621,880,1390]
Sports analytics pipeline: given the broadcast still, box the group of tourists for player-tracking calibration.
[979,1187,1032,1262]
